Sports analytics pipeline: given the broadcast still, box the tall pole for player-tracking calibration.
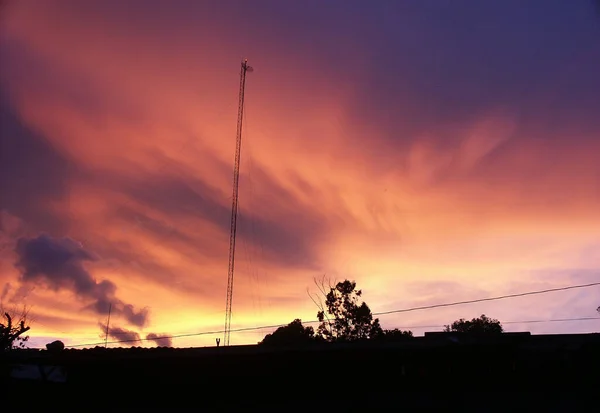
[104,302,112,348]
[224,59,252,346]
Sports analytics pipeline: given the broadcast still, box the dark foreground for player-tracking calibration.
[3,333,600,412]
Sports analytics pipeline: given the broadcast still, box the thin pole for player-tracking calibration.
[104,303,112,348]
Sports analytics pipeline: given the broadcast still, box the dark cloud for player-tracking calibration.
[145,333,172,347]
[0,89,71,235]
[1,33,144,130]
[98,323,141,345]
[0,33,146,236]
[97,160,330,272]
[237,166,334,271]
[358,1,600,134]
[20,0,600,145]
[14,234,149,327]
[119,175,230,232]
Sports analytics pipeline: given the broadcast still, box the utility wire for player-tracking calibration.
[32,316,600,350]
[373,281,600,316]
[68,315,600,348]
[104,315,600,337]
[66,281,600,348]
[389,316,600,330]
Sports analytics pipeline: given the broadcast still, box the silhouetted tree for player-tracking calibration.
[259,319,316,347]
[375,328,414,342]
[46,340,65,353]
[311,278,383,342]
[0,305,30,351]
[444,314,503,334]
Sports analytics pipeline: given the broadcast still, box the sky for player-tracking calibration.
[1,0,600,348]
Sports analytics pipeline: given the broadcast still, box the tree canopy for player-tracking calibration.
[314,279,383,342]
[0,307,30,352]
[259,319,316,347]
[376,328,414,341]
[258,279,419,346]
[444,314,503,334]
[257,280,512,346]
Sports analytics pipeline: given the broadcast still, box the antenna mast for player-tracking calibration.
[224,59,253,346]
[104,302,112,348]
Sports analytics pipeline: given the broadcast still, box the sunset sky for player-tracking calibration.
[1,0,599,348]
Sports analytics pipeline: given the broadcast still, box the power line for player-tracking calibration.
[32,316,600,350]
[390,316,600,330]
[67,315,600,348]
[372,281,600,317]
[504,316,600,325]
[66,281,600,348]
[68,324,286,348]
[96,317,600,338]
